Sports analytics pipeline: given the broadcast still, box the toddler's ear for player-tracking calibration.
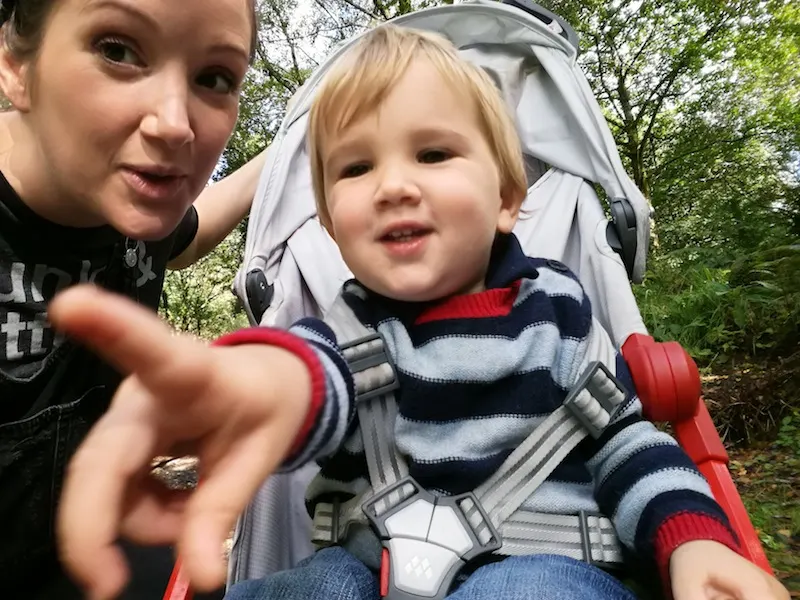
[319,214,336,241]
[497,186,524,234]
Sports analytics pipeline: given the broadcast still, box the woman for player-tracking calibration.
[0,0,262,597]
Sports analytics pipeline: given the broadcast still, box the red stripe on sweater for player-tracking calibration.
[654,512,741,598]
[415,281,521,325]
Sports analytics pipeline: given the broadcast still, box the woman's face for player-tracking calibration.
[6,0,252,239]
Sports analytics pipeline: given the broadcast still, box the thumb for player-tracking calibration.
[49,284,202,387]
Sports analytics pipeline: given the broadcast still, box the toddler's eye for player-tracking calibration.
[341,163,371,178]
[418,149,452,164]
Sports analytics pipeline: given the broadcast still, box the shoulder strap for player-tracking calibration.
[325,294,409,508]
[473,360,627,528]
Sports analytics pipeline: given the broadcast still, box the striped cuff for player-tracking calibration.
[654,512,740,597]
[214,327,326,459]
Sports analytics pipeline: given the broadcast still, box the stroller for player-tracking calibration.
[164,1,771,597]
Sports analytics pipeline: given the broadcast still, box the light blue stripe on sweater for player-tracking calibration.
[513,267,585,308]
[377,319,585,387]
[519,480,599,514]
[587,422,678,488]
[395,414,550,463]
[613,467,715,547]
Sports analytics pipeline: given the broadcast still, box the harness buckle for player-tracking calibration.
[577,510,624,571]
[362,477,501,599]
[340,332,400,402]
[564,361,628,439]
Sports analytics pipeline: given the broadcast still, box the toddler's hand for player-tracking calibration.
[670,540,789,600]
[50,285,313,599]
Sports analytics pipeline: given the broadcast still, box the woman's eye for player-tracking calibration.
[196,71,237,94]
[418,149,452,163]
[96,39,142,66]
[340,163,371,178]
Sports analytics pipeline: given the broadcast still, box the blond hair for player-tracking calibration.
[307,25,527,231]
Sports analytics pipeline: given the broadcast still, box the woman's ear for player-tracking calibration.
[497,185,525,234]
[0,42,30,111]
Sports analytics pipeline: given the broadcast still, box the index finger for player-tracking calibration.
[57,389,158,599]
[49,285,201,385]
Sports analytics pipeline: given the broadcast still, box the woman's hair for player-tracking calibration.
[0,0,259,63]
[307,25,527,231]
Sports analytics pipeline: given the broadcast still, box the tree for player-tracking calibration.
[160,230,250,338]
[165,0,799,339]
[540,0,798,258]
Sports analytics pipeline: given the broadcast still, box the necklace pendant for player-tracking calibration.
[124,246,138,268]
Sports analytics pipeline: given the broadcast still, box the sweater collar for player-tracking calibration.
[343,233,538,326]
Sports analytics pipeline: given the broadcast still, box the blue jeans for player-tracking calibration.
[225,547,639,600]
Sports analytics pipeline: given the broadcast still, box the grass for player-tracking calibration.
[701,358,800,594]
[731,442,800,595]
[730,444,800,598]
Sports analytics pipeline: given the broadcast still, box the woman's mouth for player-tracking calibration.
[121,167,188,201]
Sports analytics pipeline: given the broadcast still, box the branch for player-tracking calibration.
[605,114,625,132]
[373,0,390,20]
[279,17,302,78]
[636,16,732,152]
[313,0,345,29]
[600,28,640,134]
[256,42,297,94]
[622,25,659,80]
[335,0,381,20]
[297,44,320,69]
[590,32,628,127]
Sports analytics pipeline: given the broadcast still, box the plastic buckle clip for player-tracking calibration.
[577,510,622,571]
[362,477,501,600]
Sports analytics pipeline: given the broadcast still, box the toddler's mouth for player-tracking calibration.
[381,228,431,243]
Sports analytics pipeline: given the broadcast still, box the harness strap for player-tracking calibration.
[498,510,623,565]
[473,361,628,532]
[326,294,408,516]
[313,498,623,564]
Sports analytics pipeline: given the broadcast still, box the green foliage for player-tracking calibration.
[775,409,800,455]
[179,0,800,380]
[159,230,250,338]
[635,244,800,364]
[732,440,800,586]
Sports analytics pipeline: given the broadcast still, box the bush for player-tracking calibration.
[634,243,800,365]
[703,354,800,445]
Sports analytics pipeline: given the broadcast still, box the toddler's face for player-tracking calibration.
[321,58,518,302]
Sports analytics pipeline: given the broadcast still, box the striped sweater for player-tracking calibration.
[220,234,739,583]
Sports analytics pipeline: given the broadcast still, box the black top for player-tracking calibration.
[0,171,198,422]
